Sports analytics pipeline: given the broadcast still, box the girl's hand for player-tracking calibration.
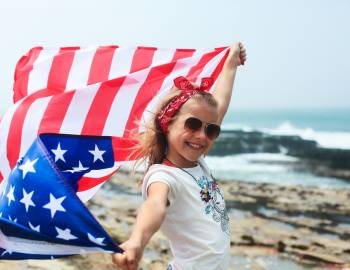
[224,42,247,70]
[112,238,143,270]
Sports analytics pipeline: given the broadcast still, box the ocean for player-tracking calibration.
[207,108,350,188]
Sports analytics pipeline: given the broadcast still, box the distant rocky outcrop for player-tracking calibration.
[209,130,350,171]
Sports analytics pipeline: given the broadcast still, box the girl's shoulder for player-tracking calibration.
[145,162,180,179]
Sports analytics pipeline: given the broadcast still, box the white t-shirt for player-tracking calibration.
[142,157,230,270]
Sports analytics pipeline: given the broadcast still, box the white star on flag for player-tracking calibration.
[18,158,39,179]
[87,233,106,246]
[51,143,67,162]
[6,185,15,206]
[71,161,89,172]
[43,193,66,218]
[89,144,106,163]
[20,189,36,212]
[28,222,40,232]
[55,226,77,240]
[8,216,17,223]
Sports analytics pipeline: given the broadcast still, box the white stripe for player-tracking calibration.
[27,48,60,95]
[195,48,229,85]
[149,47,174,66]
[65,47,96,91]
[0,101,24,187]
[19,97,51,158]
[0,229,112,256]
[83,164,119,178]
[140,49,209,131]
[77,182,104,203]
[59,84,100,134]
[108,47,136,79]
[102,48,175,136]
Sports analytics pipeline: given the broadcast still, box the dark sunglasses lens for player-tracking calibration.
[185,117,202,131]
[206,124,221,140]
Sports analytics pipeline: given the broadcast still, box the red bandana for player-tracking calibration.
[157,76,214,134]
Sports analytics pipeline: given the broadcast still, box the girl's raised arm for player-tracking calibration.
[213,42,246,125]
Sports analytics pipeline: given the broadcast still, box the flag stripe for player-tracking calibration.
[59,84,100,134]
[209,49,230,92]
[108,47,136,80]
[171,49,196,61]
[139,49,207,132]
[7,89,60,168]
[81,77,126,135]
[123,49,177,136]
[27,48,60,96]
[0,101,24,182]
[101,47,160,137]
[77,168,119,192]
[47,47,79,91]
[186,48,226,82]
[65,48,96,91]
[197,48,229,83]
[19,97,52,158]
[13,47,43,102]
[129,46,156,73]
[87,46,118,85]
[38,91,75,134]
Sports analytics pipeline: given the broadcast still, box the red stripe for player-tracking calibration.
[0,170,3,183]
[186,48,226,82]
[13,47,43,102]
[123,61,178,137]
[7,89,58,168]
[171,49,195,61]
[210,49,229,83]
[111,137,138,161]
[38,90,75,134]
[129,46,156,73]
[87,46,118,85]
[81,76,126,135]
[77,168,119,192]
[47,47,79,91]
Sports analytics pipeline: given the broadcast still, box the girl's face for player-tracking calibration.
[166,98,219,168]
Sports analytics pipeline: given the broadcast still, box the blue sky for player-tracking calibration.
[0,0,349,114]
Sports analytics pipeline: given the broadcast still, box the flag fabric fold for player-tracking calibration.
[0,44,230,259]
[0,134,122,259]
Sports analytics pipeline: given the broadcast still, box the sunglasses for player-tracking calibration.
[184,117,221,140]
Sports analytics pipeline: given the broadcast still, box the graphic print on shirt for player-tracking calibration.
[196,175,230,235]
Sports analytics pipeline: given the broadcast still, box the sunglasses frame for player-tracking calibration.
[184,117,221,140]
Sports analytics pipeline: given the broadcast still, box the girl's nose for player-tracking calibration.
[194,126,207,140]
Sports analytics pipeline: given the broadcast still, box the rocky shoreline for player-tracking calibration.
[1,171,349,270]
[209,130,350,180]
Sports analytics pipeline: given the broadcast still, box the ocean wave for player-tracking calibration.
[223,121,350,150]
[205,154,350,188]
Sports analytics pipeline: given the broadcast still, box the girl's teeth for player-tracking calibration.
[188,143,201,149]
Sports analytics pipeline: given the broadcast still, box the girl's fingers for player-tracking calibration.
[112,253,127,268]
[126,251,138,270]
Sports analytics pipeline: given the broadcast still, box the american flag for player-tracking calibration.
[0,134,123,259]
[0,44,230,259]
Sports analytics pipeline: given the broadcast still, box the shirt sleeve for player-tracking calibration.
[142,165,180,206]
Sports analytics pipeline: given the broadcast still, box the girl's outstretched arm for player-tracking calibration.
[213,42,246,125]
[112,182,169,270]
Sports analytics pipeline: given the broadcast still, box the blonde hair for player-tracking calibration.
[130,88,218,172]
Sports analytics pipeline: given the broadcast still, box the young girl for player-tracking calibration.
[112,43,246,270]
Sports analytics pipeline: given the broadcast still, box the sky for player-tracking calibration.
[0,0,349,115]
